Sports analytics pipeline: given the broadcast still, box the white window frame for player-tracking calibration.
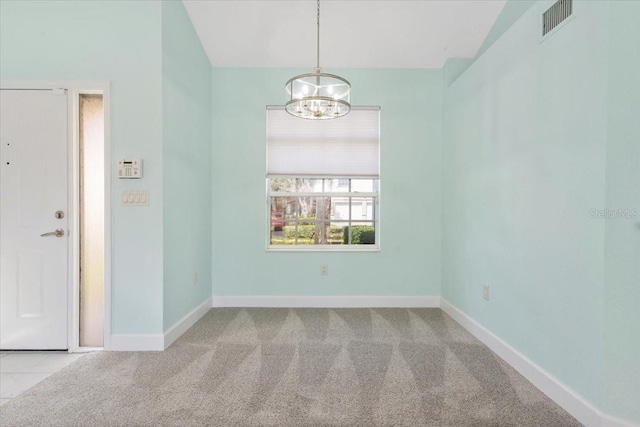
[266,177,380,252]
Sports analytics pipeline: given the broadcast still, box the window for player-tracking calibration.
[267,107,380,250]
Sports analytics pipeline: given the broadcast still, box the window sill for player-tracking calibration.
[267,245,380,252]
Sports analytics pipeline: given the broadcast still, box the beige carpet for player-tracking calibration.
[0,308,581,426]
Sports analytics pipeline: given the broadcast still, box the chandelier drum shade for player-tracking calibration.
[285,71,351,119]
[285,0,351,120]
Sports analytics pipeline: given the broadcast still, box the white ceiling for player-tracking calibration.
[182,0,507,69]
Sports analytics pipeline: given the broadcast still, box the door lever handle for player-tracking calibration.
[40,229,65,237]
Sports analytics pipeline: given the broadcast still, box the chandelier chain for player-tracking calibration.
[316,0,321,71]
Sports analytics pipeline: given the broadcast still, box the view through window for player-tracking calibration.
[269,178,377,246]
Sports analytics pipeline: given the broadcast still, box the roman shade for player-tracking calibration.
[266,107,380,177]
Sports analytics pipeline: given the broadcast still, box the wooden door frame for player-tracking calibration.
[0,80,112,351]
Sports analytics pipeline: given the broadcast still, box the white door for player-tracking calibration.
[0,89,69,350]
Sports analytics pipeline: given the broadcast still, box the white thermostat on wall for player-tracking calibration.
[117,159,142,179]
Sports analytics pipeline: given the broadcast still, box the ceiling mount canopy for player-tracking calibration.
[285,0,351,120]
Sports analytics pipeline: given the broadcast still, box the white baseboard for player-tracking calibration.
[601,414,640,427]
[440,299,639,427]
[109,297,212,352]
[163,297,212,349]
[211,295,440,308]
[109,334,164,351]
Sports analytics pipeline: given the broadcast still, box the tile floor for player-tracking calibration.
[0,351,85,406]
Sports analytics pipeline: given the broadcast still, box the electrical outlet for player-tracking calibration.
[483,285,490,301]
[320,265,329,275]
[192,272,198,286]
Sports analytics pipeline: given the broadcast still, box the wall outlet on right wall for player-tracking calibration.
[483,285,490,301]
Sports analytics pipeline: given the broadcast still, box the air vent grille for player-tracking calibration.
[543,0,573,36]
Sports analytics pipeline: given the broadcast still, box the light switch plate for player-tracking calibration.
[121,190,149,206]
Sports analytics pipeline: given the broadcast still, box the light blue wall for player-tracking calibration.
[474,0,536,62]
[162,1,213,330]
[0,0,165,334]
[3,2,637,420]
[442,0,609,409]
[603,1,640,421]
[443,0,536,86]
[211,68,442,297]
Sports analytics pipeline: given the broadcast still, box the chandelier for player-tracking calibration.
[285,0,351,120]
